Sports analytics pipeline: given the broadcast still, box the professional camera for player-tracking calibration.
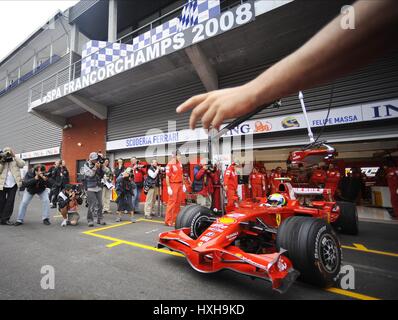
[0,150,13,163]
[97,153,105,164]
[70,184,83,198]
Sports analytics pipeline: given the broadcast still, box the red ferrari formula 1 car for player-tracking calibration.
[158,97,358,293]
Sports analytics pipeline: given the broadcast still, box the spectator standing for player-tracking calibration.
[50,160,69,208]
[102,158,114,214]
[83,152,106,227]
[14,164,51,226]
[115,168,136,222]
[114,158,125,181]
[144,159,161,219]
[0,147,25,225]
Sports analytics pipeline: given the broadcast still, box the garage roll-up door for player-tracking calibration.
[108,50,398,142]
[107,80,206,141]
[219,50,398,120]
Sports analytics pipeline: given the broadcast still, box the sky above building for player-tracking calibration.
[0,0,79,62]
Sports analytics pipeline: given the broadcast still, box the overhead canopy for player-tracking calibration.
[70,0,178,41]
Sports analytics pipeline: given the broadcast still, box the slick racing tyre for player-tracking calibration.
[175,205,214,239]
[276,216,342,288]
[333,201,359,235]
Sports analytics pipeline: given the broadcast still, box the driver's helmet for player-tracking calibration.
[267,193,287,207]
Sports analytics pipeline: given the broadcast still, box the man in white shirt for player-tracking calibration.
[0,147,25,225]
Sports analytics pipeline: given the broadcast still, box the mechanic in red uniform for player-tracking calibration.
[270,167,282,193]
[310,164,327,188]
[386,165,398,217]
[325,163,341,197]
[130,157,146,214]
[165,150,185,226]
[224,161,239,213]
[210,164,222,211]
[249,167,266,198]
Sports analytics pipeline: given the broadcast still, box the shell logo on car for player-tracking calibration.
[254,120,272,133]
[218,217,237,225]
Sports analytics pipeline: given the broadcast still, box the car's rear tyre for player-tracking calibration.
[333,201,359,235]
[175,205,214,239]
[276,216,342,288]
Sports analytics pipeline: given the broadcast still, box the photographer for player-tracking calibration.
[130,157,146,214]
[101,158,113,214]
[193,160,214,209]
[14,164,51,226]
[115,167,136,223]
[144,159,162,219]
[114,158,125,180]
[0,147,25,225]
[58,184,83,227]
[49,160,70,208]
[83,152,106,227]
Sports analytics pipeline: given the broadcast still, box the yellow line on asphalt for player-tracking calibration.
[86,231,184,257]
[342,243,398,258]
[83,221,132,234]
[83,222,382,300]
[137,218,166,224]
[326,288,380,300]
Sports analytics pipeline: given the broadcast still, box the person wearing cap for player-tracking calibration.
[83,152,106,227]
[14,164,51,226]
[224,161,239,213]
[0,147,25,225]
[165,150,186,226]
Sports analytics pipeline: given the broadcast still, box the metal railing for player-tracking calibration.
[28,0,247,107]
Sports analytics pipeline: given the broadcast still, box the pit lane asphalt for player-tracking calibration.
[0,195,397,300]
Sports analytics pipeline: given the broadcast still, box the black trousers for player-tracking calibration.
[0,185,18,223]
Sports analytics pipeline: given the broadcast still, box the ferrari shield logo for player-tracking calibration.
[276,214,281,226]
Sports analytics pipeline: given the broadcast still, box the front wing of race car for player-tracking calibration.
[158,228,299,294]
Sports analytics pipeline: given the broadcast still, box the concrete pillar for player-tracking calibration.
[50,41,53,63]
[185,44,218,92]
[5,71,8,88]
[70,23,80,54]
[108,0,118,42]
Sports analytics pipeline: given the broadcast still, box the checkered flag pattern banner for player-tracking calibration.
[81,0,220,75]
[178,0,220,31]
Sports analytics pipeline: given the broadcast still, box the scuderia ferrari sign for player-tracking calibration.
[33,2,255,107]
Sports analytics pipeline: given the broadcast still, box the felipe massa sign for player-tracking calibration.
[30,2,256,108]
[106,99,398,151]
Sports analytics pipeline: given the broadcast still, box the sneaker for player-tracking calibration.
[1,220,14,226]
[88,221,94,227]
[61,220,68,227]
[43,219,51,226]
[50,204,56,209]
[144,215,153,220]
[97,220,106,226]
[131,217,137,223]
[115,217,121,223]
[14,221,23,226]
